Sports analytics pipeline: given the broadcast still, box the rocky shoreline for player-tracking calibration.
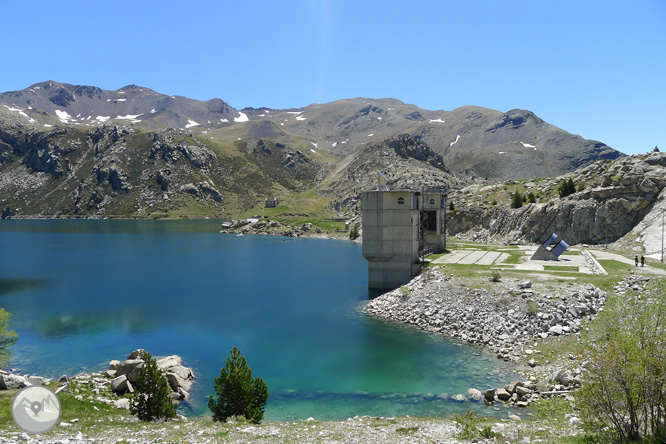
[364,271,651,408]
[0,347,588,443]
[0,349,194,412]
[219,218,353,240]
[365,269,607,362]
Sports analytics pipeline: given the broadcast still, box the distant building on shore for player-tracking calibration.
[361,177,447,289]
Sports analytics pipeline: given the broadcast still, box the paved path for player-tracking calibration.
[433,250,504,266]
[591,250,666,276]
[476,251,502,265]
[432,247,666,276]
[432,250,473,264]
[515,264,544,271]
[458,250,489,264]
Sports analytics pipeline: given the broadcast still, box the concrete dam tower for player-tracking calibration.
[361,183,447,289]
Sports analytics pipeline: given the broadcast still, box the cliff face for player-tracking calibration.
[448,153,666,249]
[319,134,460,216]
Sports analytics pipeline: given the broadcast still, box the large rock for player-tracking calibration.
[496,388,512,402]
[127,349,150,360]
[115,359,144,377]
[165,372,193,392]
[549,325,563,336]
[452,394,466,402]
[127,363,145,384]
[0,374,27,390]
[156,355,182,371]
[466,388,483,402]
[157,355,194,380]
[518,280,532,289]
[114,398,130,410]
[515,385,532,397]
[27,376,45,385]
[110,375,133,394]
[55,383,72,395]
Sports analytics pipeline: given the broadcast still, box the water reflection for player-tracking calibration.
[28,311,158,339]
[0,278,47,297]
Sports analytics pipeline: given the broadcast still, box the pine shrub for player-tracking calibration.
[558,178,576,198]
[0,308,17,345]
[130,353,177,422]
[510,191,523,208]
[208,346,269,424]
[349,223,359,240]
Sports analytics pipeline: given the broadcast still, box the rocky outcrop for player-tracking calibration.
[448,153,666,248]
[0,123,228,218]
[220,218,326,237]
[107,350,195,400]
[384,134,450,172]
[150,129,217,169]
[320,135,461,219]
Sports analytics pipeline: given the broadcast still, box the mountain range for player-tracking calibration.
[1,81,622,179]
[0,80,624,222]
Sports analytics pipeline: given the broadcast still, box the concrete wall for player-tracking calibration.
[362,190,419,289]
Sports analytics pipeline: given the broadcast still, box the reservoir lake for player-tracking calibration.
[0,220,517,420]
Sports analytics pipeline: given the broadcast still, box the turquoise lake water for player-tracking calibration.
[0,220,517,420]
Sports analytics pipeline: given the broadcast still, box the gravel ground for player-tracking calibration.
[0,413,583,444]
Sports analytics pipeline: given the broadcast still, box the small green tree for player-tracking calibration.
[449,201,454,211]
[558,178,576,198]
[130,353,177,422]
[0,308,18,367]
[208,346,268,424]
[510,191,523,208]
[654,146,660,153]
[0,308,18,345]
[349,223,359,240]
[527,191,536,203]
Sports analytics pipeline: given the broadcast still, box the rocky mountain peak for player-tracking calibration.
[486,109,543,132]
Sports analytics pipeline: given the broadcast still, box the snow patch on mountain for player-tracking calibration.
[55,109,73,123]
[3,105,34,122]
[520,141,537,150]
[234,112,249,123]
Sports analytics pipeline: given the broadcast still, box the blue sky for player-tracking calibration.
[2,0,664,155]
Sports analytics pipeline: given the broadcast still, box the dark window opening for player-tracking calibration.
[424,211,437,232]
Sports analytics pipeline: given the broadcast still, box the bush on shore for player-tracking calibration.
[577,279,666,443]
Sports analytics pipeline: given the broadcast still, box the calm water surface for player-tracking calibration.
[0,220,516,420]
